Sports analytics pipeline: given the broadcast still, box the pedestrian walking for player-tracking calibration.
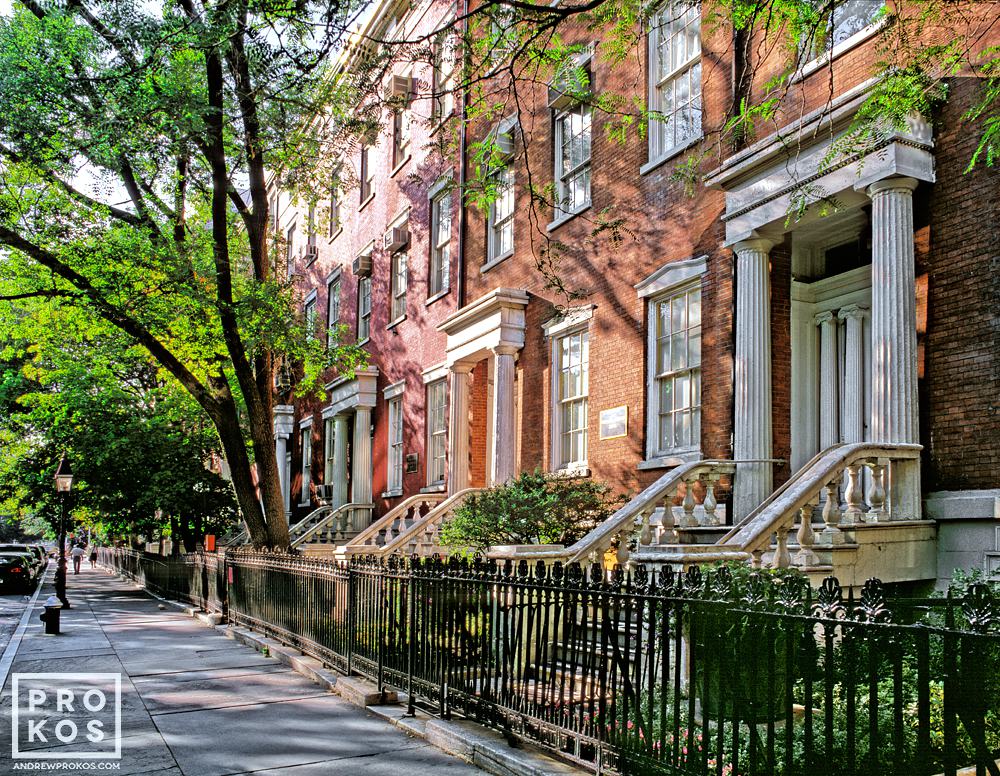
[89,546,98,568]
[71,543,85,574]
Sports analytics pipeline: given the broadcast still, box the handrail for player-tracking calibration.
[725,442,921,555]
[489,460,739,564]
[291,502,373,548]
[288,504,334,539]
[377,488,482,556]
[342,492,446,553]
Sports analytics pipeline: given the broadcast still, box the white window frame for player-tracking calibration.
[327,274,341,336]
[324,417,335,483]
[306,204,317,257]
[285,222,297,279]
[391,106,411,170]
[390,251,408,323]
[796,1,886,80]
[549,325,591,473]
[487,165,515,265]
[426,378,448,486]
[303,292,318,341]
[429,190,452,297]
[432,31,457,124]
[646,0,702,168]
[636,256,706,467]
[329,168,342,238]
[553,103,592,221]
[385,382,405,497]
[357,274,372,343]
[359,146,373,204]
[299,423,313,506]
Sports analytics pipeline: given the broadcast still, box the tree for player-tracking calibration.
[0,298,240,548]
[0,0,368,547]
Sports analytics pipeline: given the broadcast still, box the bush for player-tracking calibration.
[439,471,626,554]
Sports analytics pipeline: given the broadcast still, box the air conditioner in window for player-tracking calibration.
[383,226,410,253]
[548,58,591,110]
[303,249,317,263]
[387,74,412,102]
[353,253,372,277]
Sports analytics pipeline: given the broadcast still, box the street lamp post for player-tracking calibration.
[54,456,74,609]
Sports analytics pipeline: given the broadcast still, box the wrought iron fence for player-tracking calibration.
[100,547,1000,776]
[99,547,226,614]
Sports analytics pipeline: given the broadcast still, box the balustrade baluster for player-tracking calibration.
[657,492,678,545]
[638,508,653,546]
[794,502,819,567]
[680,480,698,528]
[772,528,791,568]
[819,482,845,545]
[702,474,720,526]
[866,459,888,522]
[843,463,865,523]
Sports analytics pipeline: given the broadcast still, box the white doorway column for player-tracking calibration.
[273,405,295,521]
[733,237,774,522]
[815,311,840,450]
[447,365,472,493]
[490,346,518,485]
[867,176,921,518]
[839,304,868,445]
[351,405,373,505]
[332,414,350,507]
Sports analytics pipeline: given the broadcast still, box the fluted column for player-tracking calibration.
[332,414,350,508]
[733,237,774,521]
[447,365,472,494]
[815,311,839,450]
[839,304,868,444]
[490,346,518,485]
[351,406,373,504]
[273,405,295,520]
[867,176,920,518]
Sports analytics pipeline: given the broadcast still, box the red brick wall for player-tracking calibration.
[922,77,1000,491]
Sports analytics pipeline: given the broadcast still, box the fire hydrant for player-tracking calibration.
[40,595,62,635]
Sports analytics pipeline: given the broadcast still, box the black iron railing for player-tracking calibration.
[99,548,1000,776]
[100,547,226,614]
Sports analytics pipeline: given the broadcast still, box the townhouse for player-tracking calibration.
[272,0,1000,585]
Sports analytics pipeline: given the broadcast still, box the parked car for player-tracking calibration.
[0,544,43,576]
[0,551,38,594]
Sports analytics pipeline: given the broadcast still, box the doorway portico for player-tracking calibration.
[707,89,935,523]
[438,288,528,493]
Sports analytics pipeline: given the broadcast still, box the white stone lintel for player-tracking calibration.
[323,366,380,418]
[439,288,529,368]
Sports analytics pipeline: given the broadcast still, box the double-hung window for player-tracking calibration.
[324,418,335,483]
[360,146,373,203]
[801,0,883,61]
[554,104,592,216]
[426,379,447,486]
[306,205,317,260]
[303,296,317,340]
[285,223,296,279]
[432,33,456,123]
[390,251,407,322]
[327,277,341,347]
[648,0,702,161]
[392,109,410,169]
[487,166,515,262]
[329,170,342,237]
[429,192,452,296]
[553,330,589,470]
[387,394,404,494]
[650,284,701,456]
[357,275,372,342]
[299,427,312,505]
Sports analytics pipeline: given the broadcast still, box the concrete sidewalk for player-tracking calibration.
[0,565,482,776]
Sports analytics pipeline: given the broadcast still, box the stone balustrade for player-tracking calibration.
[290,503,373,548]
[339,493,446,556]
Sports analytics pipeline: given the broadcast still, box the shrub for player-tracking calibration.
[439,471,626,554]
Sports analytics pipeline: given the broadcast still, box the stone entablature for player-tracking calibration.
[323,367,379,418]
[705,80,935,245]
[438,288,529,368]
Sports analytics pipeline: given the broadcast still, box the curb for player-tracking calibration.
[0,569,50,691]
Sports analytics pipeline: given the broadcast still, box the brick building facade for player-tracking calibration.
[273,0,999,580]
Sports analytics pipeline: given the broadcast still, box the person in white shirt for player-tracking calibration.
[70,544,86,574]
